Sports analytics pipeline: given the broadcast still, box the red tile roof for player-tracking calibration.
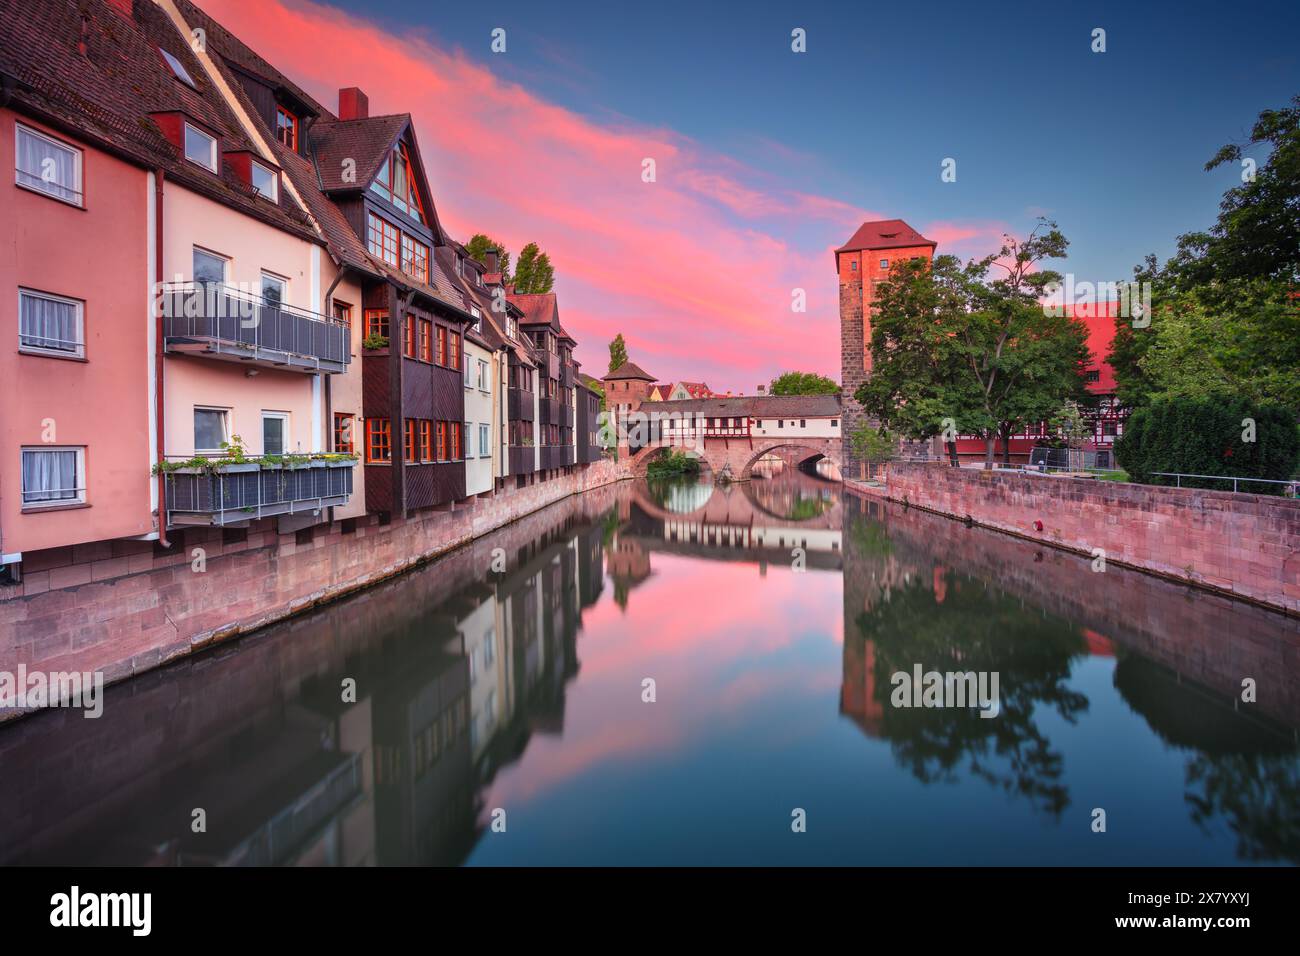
[605,361,656,382]
[837,219,935,253]
[0,0,320,243]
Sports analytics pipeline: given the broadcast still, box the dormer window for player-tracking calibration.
[160,48,197,88]
[184,123,217,172]
[369,143,426,224]
[250,159,278,202]
[276,106,298,151]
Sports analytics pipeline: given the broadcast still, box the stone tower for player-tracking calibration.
[836,219,936,475]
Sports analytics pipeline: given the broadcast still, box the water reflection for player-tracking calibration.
[0,472,1296,866]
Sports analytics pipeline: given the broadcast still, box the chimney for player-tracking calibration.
[484,248,500,274]
[758,384,766,394]
[338,87,369,121]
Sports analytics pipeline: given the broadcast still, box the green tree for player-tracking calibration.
[608,333,628,374]
[857,221,1091,468]
[465,234,511,282]
[769,371,840,395]
[1111,98,1300,409]
[850,423,897,480]
[513,242,555,294]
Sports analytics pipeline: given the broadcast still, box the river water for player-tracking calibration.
[1,467,1296,865]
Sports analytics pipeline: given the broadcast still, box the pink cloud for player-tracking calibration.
[199,0,877,392]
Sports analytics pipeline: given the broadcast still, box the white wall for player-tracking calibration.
[464,339,495,496]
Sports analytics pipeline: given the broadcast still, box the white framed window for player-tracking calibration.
[160,48,196,88]
[261,272,287,308]
[463,422,473,457]
[262,411,289,456]
[250,160,278,202]
[879,259,889,268]
[479,424,490,457]
[18,289,84,358]
[194,407,229,455]
[464,357,472,387]
[21,446,85,507]
[15,123,82,205]
[193,246,227,285]
[478,359,489,390]
[183,123,217,172]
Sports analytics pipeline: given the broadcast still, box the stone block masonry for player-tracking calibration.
[0,458,630,720]
[866,462,1300,615]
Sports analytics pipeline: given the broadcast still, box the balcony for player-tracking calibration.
[163,457,355,527]
[560,364,574,388]
[507,445,535,475]
[508,387,534,422]
[539,397,565,425]
[538,445,573,469]
[160,282,351,374]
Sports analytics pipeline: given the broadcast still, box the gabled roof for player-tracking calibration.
[836,219,935,253]
[605,361,656,382]
[311,114,410,192]
[0,0,320,243]
[674,381,713,399]
[166,0,467,314]
[435,245,507,352]
[509,291,562,333]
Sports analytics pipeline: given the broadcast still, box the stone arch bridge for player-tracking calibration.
[627,436,841,480]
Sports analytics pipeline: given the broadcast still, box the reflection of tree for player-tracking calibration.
[855,570,1089,817]
[1185,754,1300,863]
[1113,653,1300,863]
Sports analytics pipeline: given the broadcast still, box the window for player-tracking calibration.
[250,160,278,202]
[276,106,298,151]
[778,420,784,428]
[21,447,84,507]
[464,354,472,387]
[334,413,354,453]
[800,419,807,428]
[183,123,217,172]
[756,420,763,428]
[262,412,289,455]
[419,420,433,462]
[367,213,399,267]
[400,234,429,282]
[194,407,228,454]
[369,143,426,223]
[451,422,462,460]
[850,261,858,271]
[478,359,489,390]
[1086,369,1101,383]
[193,247,227,285]
[470,305,482,331]
[436,325,447,365]
[436,421,449,461]
[463,421,473,458]
[15,124,82,204]
[879,259,889,269]
[418,319,432,362]
[365,418,391,463]
[160,48,196,87]
[364,309,389,339]
[831,419,839,428]
[479,424,490,458]
[403,315,417,358]
[261,273,286,309]
[332,300,352,326]
[449,332,460,370]
[404,419,417,462]
[18,289,84,358]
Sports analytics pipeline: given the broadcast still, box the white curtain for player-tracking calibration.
[23,450,78,503]
[19,293,78,352]
[16,128,78,201]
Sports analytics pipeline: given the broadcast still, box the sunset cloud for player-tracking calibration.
[200,0,1005,392]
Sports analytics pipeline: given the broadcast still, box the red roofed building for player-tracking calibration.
[836,219,937,474]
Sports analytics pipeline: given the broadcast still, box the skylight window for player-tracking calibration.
[160,48,196,88]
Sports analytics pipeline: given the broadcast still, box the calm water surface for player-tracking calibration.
[2,465,1297,865]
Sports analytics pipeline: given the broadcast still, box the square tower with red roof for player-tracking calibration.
[836,220,936,473]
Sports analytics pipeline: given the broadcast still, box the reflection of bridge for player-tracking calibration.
[628,436,841,479]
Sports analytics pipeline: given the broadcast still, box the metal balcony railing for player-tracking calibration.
[164,457,355,527]
[160,282,351,374]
